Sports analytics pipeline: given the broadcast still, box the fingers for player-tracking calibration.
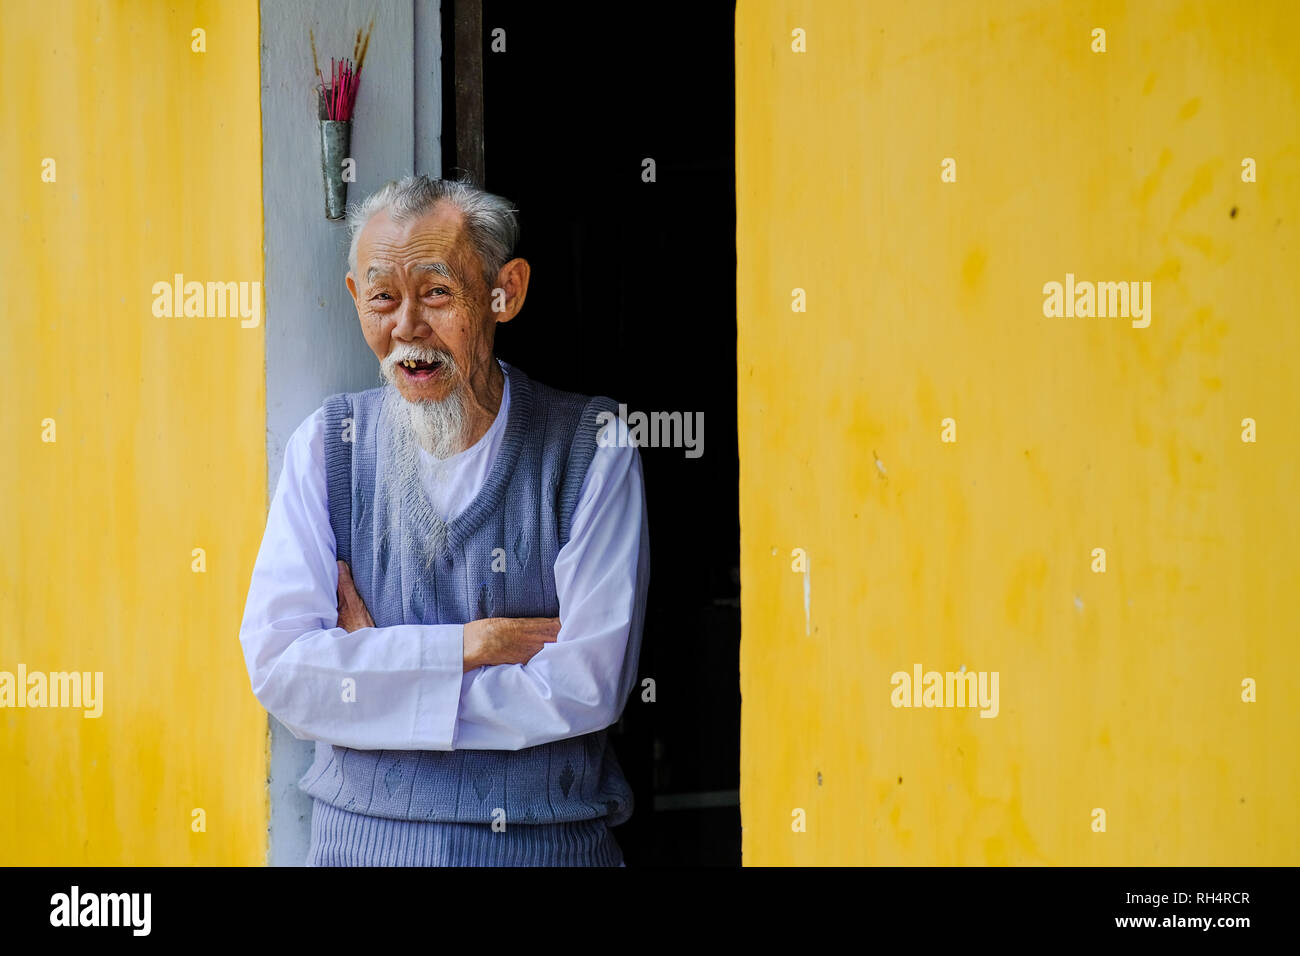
[517,644,547,665]
[335,560,374,631]
[496,619,560,665]
[335,561,354,608]
[521,621,559,644]
[337,560,363,606]
[514,625,559,664]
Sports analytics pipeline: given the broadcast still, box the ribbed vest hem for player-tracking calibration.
[305,798,625,867]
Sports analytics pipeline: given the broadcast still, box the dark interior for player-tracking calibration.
[442,0,739,865]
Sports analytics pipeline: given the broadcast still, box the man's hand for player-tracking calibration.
[463,617,560,672]
[336,560,375,632]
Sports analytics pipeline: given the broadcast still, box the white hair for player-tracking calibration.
[346,174,520,288]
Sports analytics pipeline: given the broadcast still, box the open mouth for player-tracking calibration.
[396,358,444,381]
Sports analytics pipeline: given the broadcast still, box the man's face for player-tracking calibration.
[346,202,496,404]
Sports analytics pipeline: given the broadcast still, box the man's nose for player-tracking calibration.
[391,300,432,342]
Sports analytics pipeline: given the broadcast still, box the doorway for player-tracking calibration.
[442,0,740,865]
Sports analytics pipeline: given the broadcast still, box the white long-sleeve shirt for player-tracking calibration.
[239,362,649,752]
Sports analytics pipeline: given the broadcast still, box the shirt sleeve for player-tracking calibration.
[450,423,651,751]
[237,406,466,751]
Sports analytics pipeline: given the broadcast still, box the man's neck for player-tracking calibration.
[459,357,505,450]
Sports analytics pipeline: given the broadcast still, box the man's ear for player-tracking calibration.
[493,258,530,324]
[346,272,360,307]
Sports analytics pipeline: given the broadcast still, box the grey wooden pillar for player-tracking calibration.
[257,0,443,866]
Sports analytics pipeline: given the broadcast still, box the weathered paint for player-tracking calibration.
[0,1,267,864]
[737,1,1300,864]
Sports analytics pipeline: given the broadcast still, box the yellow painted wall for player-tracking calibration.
[0,1,267,864]
[737,0,1300,865]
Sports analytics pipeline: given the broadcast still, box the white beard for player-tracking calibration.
[404,386,468,460]
[378,347,470,460]
[375,384,468,574]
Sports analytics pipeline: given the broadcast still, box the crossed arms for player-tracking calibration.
[238,406,649,751]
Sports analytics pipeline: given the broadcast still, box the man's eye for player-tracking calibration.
[426,287,448,297]
[371,292,393,301]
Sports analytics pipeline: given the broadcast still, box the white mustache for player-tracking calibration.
[382,347,456,372]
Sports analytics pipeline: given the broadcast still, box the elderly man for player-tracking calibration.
[239,175,649,867]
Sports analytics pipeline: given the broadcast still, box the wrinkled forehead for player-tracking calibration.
[355,203,480,280]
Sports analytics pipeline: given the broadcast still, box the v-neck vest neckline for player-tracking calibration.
[402,360,534,563]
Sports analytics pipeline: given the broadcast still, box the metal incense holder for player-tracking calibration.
[319,90,352,220]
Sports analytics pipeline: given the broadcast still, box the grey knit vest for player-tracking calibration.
[297,361,635,828]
